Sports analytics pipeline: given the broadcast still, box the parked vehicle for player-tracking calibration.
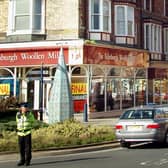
[115,105,168,148]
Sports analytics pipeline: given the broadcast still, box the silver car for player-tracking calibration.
[115,105,168,148]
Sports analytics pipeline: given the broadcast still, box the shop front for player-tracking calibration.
[83,44,149,113]
[0,40,84,115]
[148,67,168,104]
[0,40,149,117]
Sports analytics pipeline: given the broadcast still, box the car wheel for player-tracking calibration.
[120,142,131,148]
[164,131,168,145]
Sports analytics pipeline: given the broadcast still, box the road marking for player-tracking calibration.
[154,158,168,166]
[140,158,168,166]
[140,161,152,166]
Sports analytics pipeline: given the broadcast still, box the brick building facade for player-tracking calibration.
[0,0,168,117]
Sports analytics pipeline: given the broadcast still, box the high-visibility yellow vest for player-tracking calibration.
[16,111,35,136]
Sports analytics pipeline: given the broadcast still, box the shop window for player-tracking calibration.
[27,81,34,108]
[89,67,105,112]
[89,0,111,32]
[154,79,168,104]
[92,67,104,76]
[122,67,134,78]
[90,80,105,112]
[115,5,134,36]
[108,68,121,76]
[135,79,146,105]
[72,67,87,76]
[8,0,45,35]
[72,67,81,75]
[106,78,121,110]
[0,69,13,77]
[136,69,146,78]
[27,68,49,78]
[122,79,134,104]
[71,66,87,113]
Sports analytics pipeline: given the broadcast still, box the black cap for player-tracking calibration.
[20,102,28,108]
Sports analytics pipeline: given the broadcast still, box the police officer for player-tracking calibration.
[16,102,35,166]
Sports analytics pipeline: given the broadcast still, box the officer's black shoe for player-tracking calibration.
[17,161,25,166]
[25,162,30,166]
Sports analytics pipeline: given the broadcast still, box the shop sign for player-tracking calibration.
[155,69,168,78]
[0,83,10,95]
[0,47,69,66]
[148,68,168,79]
[68,46,83,65]
[84,45,148,67]
[71,83,87,95]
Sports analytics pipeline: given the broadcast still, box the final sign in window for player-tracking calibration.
[71,83,87,113]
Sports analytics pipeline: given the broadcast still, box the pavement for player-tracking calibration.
[0,114,120,162]
[74,113,119,126]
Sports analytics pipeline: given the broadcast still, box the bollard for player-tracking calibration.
[83,103,88,122]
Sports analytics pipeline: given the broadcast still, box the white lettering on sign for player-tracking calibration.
[0,49,64,66]
[21,52,45,60]
[48,51,60,59]
[98,52,133,62]
[0,53,17,62]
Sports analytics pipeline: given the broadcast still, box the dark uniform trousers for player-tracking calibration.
[18,134,32,163]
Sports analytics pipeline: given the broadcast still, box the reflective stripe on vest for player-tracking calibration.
[16,112,34,136]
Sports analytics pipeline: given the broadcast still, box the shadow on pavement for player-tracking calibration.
[31,156,111,166]
[129,142,168,149]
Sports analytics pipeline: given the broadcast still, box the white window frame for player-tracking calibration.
[164,0,166,16]
[89,0,111,33]
[7,0,45,35]
[144,0,152,11]
[144,24,150,50]
[164,28,168,54]
[144,23,162,53]
[115,5,134,36]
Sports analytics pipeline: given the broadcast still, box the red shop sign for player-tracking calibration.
[0,47,69,67]
[84,45,148,67]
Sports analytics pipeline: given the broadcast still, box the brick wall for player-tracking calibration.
[152,0,164,15]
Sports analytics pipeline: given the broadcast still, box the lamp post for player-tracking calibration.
[39,63,43,121]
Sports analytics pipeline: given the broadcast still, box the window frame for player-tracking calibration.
[164,0,168,16]
[144,0,152,11]
[115,5,135,37]
[89,0,111,33]
[7,0,45,35]
[144,23,162,53]
[164,28,168,54]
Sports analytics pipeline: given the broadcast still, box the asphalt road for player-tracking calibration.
[0,143,168,168]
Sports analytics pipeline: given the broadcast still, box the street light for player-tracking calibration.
[39,63,43,121]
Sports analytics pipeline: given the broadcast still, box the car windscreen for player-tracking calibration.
[120,109,155,119]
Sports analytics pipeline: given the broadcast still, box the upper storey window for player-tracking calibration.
[8,0,45,35]
[89,0,111,32]
[164,28,168,55]
[115,5,134,36]
[144,0,152,11]
[144,23,162,53]
[164,0,168,16]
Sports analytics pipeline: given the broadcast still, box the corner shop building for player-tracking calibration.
[0,39,149,116]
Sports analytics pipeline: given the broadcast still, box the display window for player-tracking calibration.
[89,67,147,112]
[153,79,168,104]
[71,66,88,113]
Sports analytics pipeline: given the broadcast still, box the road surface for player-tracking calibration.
[0,143,168,168]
